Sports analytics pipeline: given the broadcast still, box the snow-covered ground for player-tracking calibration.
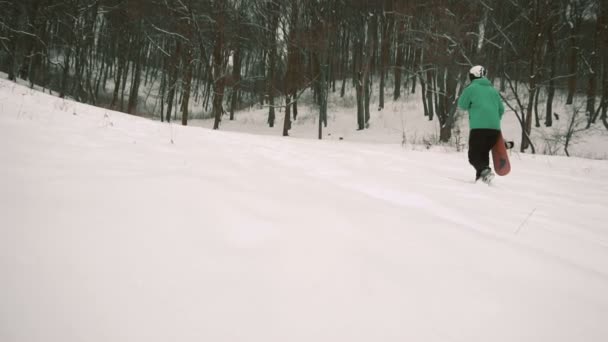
[1,78,608,342]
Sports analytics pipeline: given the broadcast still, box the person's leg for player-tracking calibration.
[482,130,500,172]
[475,130,500,182]
[480,131,492,170]
[468,129,485,180]
[470,129,501,181]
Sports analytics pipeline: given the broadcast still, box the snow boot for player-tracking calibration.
[480,168,495,184]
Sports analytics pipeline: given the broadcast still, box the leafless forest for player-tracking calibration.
[1,0,606,151]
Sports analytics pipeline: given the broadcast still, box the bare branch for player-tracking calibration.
[477,0,494,11]
[490,19,518,54]
[148,22,191,42]
[145,32,171,57]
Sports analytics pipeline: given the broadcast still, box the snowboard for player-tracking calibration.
[492,132,511,176]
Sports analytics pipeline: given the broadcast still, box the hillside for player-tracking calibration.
[1,78,608,342]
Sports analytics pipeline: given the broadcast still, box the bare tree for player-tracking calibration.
[0,0,604,145]
[212,0,228,130]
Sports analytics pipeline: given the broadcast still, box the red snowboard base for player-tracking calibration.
[492,132,511,176]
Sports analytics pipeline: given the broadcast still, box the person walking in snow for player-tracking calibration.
[457,65,505,183]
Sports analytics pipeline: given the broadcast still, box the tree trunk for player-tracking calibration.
[340,26,350,99]
[419,68,429,117]
[160,63,166,122]
[111,54,124,107]
[426,68,435,121]
[283,0,299,134]
[587,8,602,128]
[259,50,266,106]
[266,1,280,128]
[166,42,182,123]
[355,34,365,130]
[212,2,227,130]
[411,48,419,95]
[602,55,608,129]
[339,27,350,99]
[94,47,108,103]
[292,91,298,120]
[203,57,212,111]
[283,94,291,136]
[119,46,130,112]
[436,67,451,142]
[21,5,36,83]
[586,69,597,128]
[545,16,556,127]
[522,1,543,152]
[26,1,44,89]
[364,74,371,126]
[440,67,459,142]
[566,16,579,105]
[320,59,329,132]
[127,39,143,115]
[369,13,379,77]
[181,45,193,125]
[363,14,374,127]
[602,0,608,129]
[60,48,72,99]
[6,4,21,82]
[230,44,241,121]
[378,8,394,110]
[394,21,406,100]
[534,87,541,128]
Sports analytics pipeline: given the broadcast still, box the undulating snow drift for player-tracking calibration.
[1,78,608,342]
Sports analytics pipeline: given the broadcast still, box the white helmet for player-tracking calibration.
[469,65,487,79]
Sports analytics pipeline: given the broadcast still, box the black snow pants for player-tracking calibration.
[468,129,500,180]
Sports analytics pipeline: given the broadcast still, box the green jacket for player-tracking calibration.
[457,77,504,130]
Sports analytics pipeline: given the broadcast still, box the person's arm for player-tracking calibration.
[458,87,471,110]
[497,91,505,119]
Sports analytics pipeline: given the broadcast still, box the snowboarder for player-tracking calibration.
[457,65,505,183]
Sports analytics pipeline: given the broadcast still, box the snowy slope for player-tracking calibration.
[1,78,608,342]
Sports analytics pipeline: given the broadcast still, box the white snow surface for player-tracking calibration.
[1,79,608,342]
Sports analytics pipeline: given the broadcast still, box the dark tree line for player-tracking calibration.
[1,0,607,152]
